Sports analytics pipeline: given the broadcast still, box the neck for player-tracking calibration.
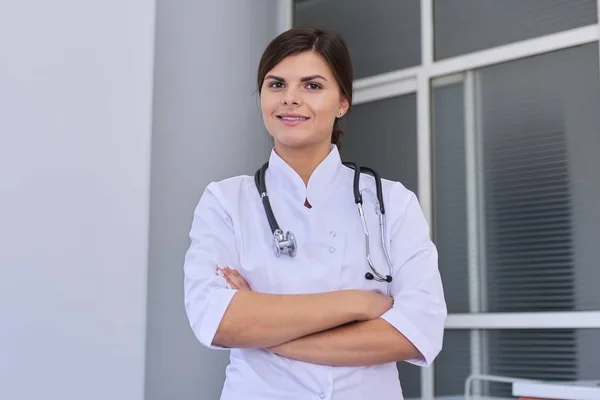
[274,142,332,185]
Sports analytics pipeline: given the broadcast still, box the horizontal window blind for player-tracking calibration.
[435,329,600,397]
[486,329,600,397]
[478,43,600,313]
[435,43,600,397]
[483,112,575,312]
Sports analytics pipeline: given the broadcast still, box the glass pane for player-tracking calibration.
[434,0,598,60]
[432,80,469,314]
[293,0,421,78]
[340,94,418,194]
[436,329,600,397]
[339,93,420,397]
[435,330,472,396]
[478,43,600,313]
[397,362,421,399]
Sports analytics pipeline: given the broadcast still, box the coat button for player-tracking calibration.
[329,247,336,253]
[329,231,336,237]
[319,394,326,399]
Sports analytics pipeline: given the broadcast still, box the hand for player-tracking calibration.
[217,265,252,291]
[356,290,393,321]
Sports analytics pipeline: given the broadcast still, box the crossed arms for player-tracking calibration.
[212,267,420,367]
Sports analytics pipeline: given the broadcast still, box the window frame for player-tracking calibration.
[280,1,600,397]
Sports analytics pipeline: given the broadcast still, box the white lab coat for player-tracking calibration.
[183,145,447,400]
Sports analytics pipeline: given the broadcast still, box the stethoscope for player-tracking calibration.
[254,161,393,291]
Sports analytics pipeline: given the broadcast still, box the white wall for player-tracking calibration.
[0,1,156,399]
[144,1,279,399]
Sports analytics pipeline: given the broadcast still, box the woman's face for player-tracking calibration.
[260,51,349,151]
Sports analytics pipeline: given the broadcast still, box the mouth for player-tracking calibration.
[276,113,310,126]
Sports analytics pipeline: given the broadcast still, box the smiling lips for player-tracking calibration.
[277,113,309,127]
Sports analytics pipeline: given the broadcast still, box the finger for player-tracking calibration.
[220,271,238,289]
[216,266,236,289]
[225,277,239,290]
[222,267,235,277]
[217,266,251,290]
[220,266,235,280]
[225,268,251,290]
[226,272,247,290]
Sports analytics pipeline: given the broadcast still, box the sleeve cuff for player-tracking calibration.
[195,288,238,350]
[380,308,435,367]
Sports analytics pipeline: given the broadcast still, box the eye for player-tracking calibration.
[268,81,284,89]
[306,82,323,90]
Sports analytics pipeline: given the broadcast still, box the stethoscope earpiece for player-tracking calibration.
[365,272,392,282]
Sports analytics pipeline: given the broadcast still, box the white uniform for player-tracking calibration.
[183,145,447,400]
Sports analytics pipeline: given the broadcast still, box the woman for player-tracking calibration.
[183,27,447,400]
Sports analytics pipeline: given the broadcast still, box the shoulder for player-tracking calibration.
[382,179,430,238]
[385,179,418,214]
[355,171,425,230]
[198,174,255,213]
[206,174,254,197]
[356,172,416,212]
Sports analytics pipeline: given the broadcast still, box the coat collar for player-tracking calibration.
[266,144,344,208]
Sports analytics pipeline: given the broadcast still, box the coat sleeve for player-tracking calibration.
[183,182,239,350]
[379,183,447,367]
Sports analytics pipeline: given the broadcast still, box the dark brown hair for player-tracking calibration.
[257,26,353,149]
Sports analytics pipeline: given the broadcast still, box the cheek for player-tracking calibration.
[260,95,276,119]
[310,99,337,124]
[260,98,272,123]
[311,92,340,115]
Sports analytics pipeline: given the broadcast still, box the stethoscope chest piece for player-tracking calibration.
[273,229,297,257]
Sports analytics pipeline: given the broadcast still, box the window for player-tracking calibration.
[340,94,418,194]
[434,43,600,316]
[289,0,600,397]
[294,0,421,78]
[432,81,469,314]
[476,44,600,313]
[434,0,597,60]
[436,329,600,397]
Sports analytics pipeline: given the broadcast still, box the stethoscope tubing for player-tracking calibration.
[254,161,393,294]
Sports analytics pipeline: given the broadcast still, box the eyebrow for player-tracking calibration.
[264,74,328,82]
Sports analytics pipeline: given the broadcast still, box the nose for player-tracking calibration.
[281,87,301,106]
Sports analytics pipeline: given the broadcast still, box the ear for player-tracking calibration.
[338,96,350,117]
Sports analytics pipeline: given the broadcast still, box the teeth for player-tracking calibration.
[281,116,307,121]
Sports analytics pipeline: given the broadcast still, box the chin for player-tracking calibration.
[275,137,331,153]
[275,136,312,149]
[270,129,309,148]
